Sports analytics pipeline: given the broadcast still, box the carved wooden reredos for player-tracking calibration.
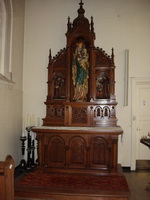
[43,0,117,127]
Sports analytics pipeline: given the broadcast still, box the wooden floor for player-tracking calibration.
[14,169,150,200]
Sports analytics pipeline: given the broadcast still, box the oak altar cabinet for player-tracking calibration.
[32,0,123,175]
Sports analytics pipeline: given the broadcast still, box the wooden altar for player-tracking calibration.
[15,1,130,199]
[32,0,122,175]
[32,126,122,174]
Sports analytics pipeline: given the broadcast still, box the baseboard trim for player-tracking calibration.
[122,167,131,172]
[136,160,150,170]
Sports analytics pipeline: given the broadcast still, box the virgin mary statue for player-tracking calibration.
[72,42,89,101]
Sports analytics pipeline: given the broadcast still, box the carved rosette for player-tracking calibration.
[72,107,87,124]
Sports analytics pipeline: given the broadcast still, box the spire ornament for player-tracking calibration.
[78,0,85,16]
[79,0,84,9]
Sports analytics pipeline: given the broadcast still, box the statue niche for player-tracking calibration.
[96,72,110,99]
[71,39,90,102]
[53,72,65,99]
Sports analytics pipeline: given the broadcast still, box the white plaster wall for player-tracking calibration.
[0,0,25,166]
[23,0,150,167]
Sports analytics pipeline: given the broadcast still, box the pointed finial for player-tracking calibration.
[111,48,114,56]
[67,16,71,32]
[78,0,85,15]
[68,16,70,23]
[91,16,94,33]
[111,48,114,65]
[79,0,84,8]
[49,49,52,62]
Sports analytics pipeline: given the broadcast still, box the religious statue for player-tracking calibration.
[72,41,89,101]
[54,76,65,99]
[96,73,109,99]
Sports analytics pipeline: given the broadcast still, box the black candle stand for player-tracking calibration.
[20,136,27,155]
[20,126,37,171]
[20,136,27,169]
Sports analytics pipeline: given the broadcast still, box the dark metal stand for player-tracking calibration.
[20,136,27,169]
[26,126,32,170]
[20,126,37,171]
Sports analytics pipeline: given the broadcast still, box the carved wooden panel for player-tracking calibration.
[64,104,117,126]
[90,137,110,169]
[68,137,86,168]
[94,48,111,66]
[94,106,111,118]
[46,136,66,167]
[52,48,67,68]
[47,105,65,119]
[72,107,87,124]
[93,105,117,126]
[33,126,123,173]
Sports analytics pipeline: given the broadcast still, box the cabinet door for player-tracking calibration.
[89,137,110,170]
[68,136,87,168]
[46,136,66,167]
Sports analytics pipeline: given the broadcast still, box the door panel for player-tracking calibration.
[136,84,150,160]
[139,88,150,117]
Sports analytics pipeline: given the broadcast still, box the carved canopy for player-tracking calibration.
[43,0,117,127]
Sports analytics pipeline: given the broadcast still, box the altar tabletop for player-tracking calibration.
[32,126,123,135]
